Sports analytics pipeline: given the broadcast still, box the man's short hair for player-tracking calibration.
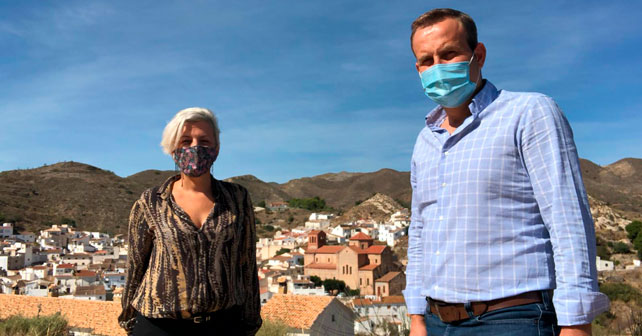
[411,8,478,53]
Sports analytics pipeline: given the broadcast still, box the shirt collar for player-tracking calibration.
[425,80,499,130]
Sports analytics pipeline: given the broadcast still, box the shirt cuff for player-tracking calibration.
[402,287,427,315]
[553,290,610,325]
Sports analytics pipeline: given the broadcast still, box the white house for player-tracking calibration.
[305,213,335,230]
[389,210,410,228]
[377,225,405,247]
[103,272,127,289]
[72,284,106,301]
[24,279,52,297]
[0,223,13,238]
[596,256,614,271]
[352,296,408,335]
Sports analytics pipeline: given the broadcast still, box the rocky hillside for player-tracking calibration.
[0,157,640,237]
[580,158,642,218]
[337,193,403,223]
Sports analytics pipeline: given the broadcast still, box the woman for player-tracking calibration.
[118,107,262,335]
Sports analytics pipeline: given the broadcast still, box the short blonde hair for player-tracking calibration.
[160,107,220,155]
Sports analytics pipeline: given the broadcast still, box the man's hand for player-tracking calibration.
[560,324,591,336]
[409,314,427,336]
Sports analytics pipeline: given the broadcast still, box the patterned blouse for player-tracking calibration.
[118,175,261,335]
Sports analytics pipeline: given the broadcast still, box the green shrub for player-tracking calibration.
[0,313,68,336]
[599,283,642,304]
[256,319,289,336]
[613,242,631,254]
[287,197,330,211]
[275,248,290,256]
[627,221,642,241]
[596,245,611,260]
[310,276,322,287]
[323,279,346,293]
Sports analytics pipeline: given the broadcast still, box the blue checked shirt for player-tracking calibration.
[402,80,610,326]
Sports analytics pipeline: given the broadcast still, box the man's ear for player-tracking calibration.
[474,43,487,69]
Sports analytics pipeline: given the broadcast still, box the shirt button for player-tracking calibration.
[439,216,444,221]
[434,285,439,290]
[435,251,440,255]
[444,151,449,156]
[441,182,447,187]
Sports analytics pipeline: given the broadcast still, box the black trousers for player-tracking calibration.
[132,308,244,336]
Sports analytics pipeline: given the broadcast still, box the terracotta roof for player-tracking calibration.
[32,266,48,270]
[349,232,373,241]
[65,253,91,258]
[380,295,405,304]
[56,263,74,269]
[261,294,335,329]
[375,271,401,283]
[312,245,345,254]
[352,298,373,306]
[74,285,106,296]
[75,270,97,278]
[55,275,73,279]
[364,245,387,254]
[0,293,125,336]
[292,279,313,284]
[359,264,379,271]
[347,246,366,254]
[305,263,337,270]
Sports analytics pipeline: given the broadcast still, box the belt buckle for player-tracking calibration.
[193,315,210,324]
[433,301,448,322]
[429,298,447,322]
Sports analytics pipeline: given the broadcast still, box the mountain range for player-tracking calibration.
[0,158,640,235]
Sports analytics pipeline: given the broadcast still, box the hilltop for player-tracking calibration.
[0,158,640,236]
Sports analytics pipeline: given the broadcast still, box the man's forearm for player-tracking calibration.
[409,314,427,336]
[560,324,591,336]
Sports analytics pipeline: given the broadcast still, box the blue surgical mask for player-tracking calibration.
[419,54,477,108]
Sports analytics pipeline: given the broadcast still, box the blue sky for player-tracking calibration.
[1,1,641,183]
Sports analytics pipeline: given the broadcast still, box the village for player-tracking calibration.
[1,199,641,336]
[0,204,412,335]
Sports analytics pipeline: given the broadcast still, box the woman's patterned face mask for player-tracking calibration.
[172,145,218,177]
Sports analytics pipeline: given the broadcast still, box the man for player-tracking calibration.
[402,8,609,336]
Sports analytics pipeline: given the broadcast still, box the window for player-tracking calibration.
[360,278,362,285]
[367,278,369,285]
[331,314,335,322]
[349,266,352,274]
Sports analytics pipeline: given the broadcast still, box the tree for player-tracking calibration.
[322,279,346,293]
[310,276,322,287]
[627,221,642,241]
[634,233,642,260]
[275,248,291,256]
[287,197,329,211]
[257,200,266,208]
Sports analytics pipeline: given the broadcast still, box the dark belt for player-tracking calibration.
[427,291,542,323]
[181,306,242,324]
